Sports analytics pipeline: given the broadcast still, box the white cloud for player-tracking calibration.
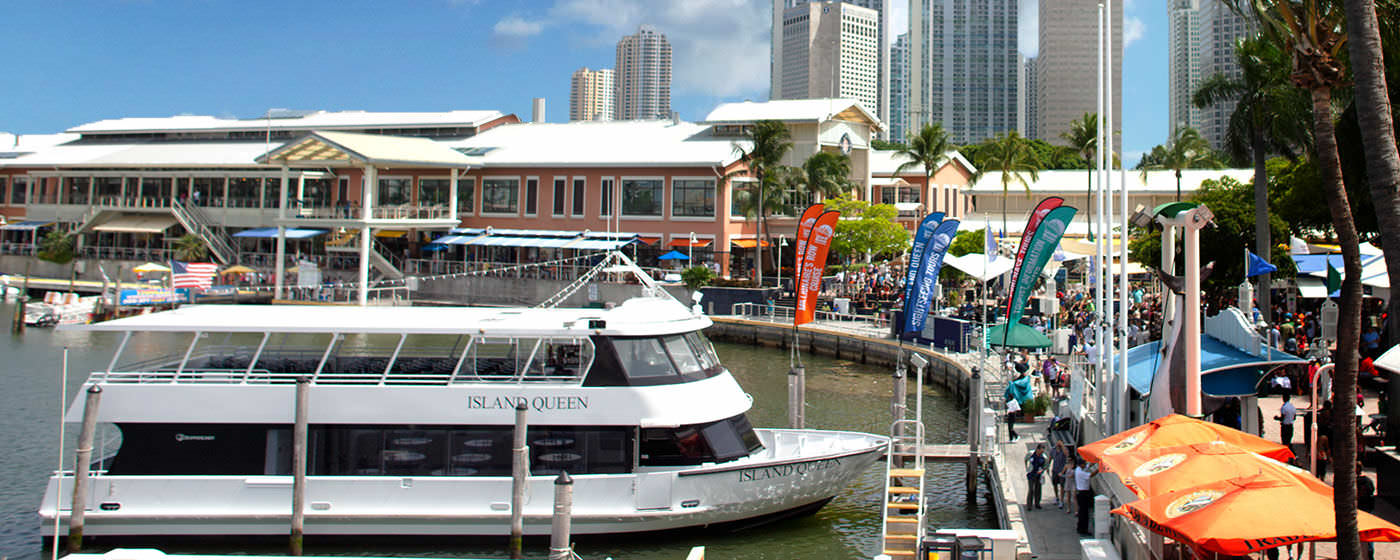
[493,16,544,38]
[1123,16,1146,48]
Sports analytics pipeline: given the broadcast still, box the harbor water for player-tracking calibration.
[0,301,995,560]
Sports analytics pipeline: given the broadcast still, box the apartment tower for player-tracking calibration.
[614,25,672,120]
[1035,0,1122,151]
[569,67,615,122]
[1196,0,1255,149]
[773,1,882,119]
[888,32,910,142]
[771,0,891,134]
[1168,0,1203,136]
[908,0,1022,145]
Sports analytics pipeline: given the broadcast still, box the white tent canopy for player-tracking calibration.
[944,253,1014,282]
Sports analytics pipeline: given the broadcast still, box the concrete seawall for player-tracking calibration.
[705,316,976,407]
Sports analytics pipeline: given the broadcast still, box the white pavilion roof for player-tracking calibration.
[967,169,1257,194]
[68,110,507,135]
[445,120,747,168]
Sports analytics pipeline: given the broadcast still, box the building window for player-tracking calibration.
[64,177,91,205]
[229,177,260,208]
[12,177,28,204]
[525,178,539,216]
[96,177,122,205]
[671,179,715,217]
[482,178,520,214]
[419,179,449,207]
[378,178,411,206]
[571,178,586,217]
[553,178,566,216]
[262,178,281,209]
[457,178,476,214]
[622,178,663,217]
[600,178,615,216]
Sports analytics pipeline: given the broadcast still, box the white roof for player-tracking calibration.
[868,149,977,176]
[258,130,475,168]
[9,140,274,167]
[703,98,880,128]
[0,132,79,156]
[968,168,1256,194]
[66,297,710,336]
[445,121,747,168]
[68,110,507,135]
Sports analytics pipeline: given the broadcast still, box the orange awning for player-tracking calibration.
[669,238,712,248]
[1080,414,1293,465]
[730,239,771,248]
[638,235,662,245]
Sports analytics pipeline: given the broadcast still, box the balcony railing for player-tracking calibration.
[291,203,452,221]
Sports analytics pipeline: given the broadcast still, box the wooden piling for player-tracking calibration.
[67,385,102,552]
[290,377,309,555]
[509,402,529,559]
[967,369,983,501]
[547,472,574,560]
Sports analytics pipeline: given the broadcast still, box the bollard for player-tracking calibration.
[509,402,529,559]
[967,368,983,502]
[290,377,309,555]
[547,472,574,560]
[67,385,102,552]
[1093,495,1111,540]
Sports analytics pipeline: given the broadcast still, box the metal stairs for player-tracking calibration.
[369,236,405,280]
[171,199,238,264]
[881,418,926,560]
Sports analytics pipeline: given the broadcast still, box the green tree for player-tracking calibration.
[824,198,910,263]
[973,131,1042,236]
[1061,113,1099,240]
[1138,126,1225,201]
[800,151,854,201]
[1232,1,1360,553]
[1194,35,1312,324]
[173,234,210,262]
[681,266,715,291]
[37,229,78,293]
[893,124,955,214]
[726,120,793,285]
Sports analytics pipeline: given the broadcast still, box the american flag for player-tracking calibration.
[170,260,218,290]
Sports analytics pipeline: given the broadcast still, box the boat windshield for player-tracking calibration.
[584,331,724,386]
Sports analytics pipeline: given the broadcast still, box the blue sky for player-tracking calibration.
[1,0,1167,162]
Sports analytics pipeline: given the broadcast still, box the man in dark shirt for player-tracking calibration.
[1026,444,1047,510]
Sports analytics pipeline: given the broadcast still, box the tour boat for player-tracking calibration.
[38,293,887,538]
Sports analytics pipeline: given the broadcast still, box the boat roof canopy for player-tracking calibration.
[65,297,709,337]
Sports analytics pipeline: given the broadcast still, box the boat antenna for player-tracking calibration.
[52,347,68,560]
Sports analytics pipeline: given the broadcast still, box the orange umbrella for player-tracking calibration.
[1079,414,1293,465]
[1096,441,1320,499]
[1112,473,1400,556]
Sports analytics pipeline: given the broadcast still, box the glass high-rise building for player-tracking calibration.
[771,0,891,135]
[888,32,910,142]
[615,25,672,120]
[908,0,1022,145]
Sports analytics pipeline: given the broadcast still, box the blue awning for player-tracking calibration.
[0,220,54,231]
[1126,335,1307,396]
[562,238,636,251]
[233,227,328,239]
[1292,253,1383,273]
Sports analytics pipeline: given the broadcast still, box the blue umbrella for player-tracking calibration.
[658,250,690,260]
[422,243,449,252]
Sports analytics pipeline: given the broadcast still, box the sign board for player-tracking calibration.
[1068,366,1086,418]
[296,260,321,287]
[119,288,183,306]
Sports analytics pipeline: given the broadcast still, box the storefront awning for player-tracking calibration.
[233,227,328,239]
[0,220,53,231]
[731,239,771,248]
[374,230,408,238]
[92,215,178,234]
[669,238,712,248]
[1296,277,1333,299]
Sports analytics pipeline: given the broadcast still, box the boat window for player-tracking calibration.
[686,331,721,371]
[638,414,763,466]
[612,337,678,380]
[386,334,471,382]
[104,423,279,475]
[522,338,594,379]
[467,338,526,379]
[662,335,704,379]
[310,425,631,477]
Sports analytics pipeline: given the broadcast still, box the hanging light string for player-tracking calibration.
[230,251,618,293]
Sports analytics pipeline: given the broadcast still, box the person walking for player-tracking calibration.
[1360,461,1377,560]
[1276,392,1296,447]
[1050,441,1070,509]
[1074,456,1094,536]
[1026,444,1047,510]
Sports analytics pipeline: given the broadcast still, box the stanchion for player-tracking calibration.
[290,377,309,555]
[67,385,102,552]
[509,402,529,559]
[548,472,574,560]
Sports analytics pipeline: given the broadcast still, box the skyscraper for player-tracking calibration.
[908,0,1022,145]
[771,0,890,133]
[773,1,881,117]
[1196,0,1255,149]
[569,67,615,122]
[1035,0,1122,152]
[888,32,910,142]
[1023,57,1038,141]
[614,25,672,120]
[1167,0,1203,136]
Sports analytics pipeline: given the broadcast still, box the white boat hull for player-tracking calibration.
[40,429,886,537]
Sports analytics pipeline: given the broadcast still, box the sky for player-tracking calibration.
[1,0,1168,163]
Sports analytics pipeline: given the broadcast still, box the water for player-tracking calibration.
[0,301,995,560]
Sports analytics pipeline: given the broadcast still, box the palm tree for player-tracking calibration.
[1342,0,1400,347]
[800,151,854,202]
[1193,35,1311,324]
[1060,113,1098,240]
[1138,127,1223,201]
[727,120,793,285]
[973,131,1042,237]
[37,229,77,293]
[173,233,210,262]
[1234,1,1360,556]
[893,123,954,218]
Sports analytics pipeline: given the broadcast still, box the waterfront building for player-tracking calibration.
[770,0,891,137]
[569,67,615,122]
[0,99,948,283]
[964,168,1253,237]
[887,32,910,143]
[869,148,976,228]
[907,0,1022,145]
[614,25,672,120]
[1196,0,1255,150]
[1035,0,1122,151]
